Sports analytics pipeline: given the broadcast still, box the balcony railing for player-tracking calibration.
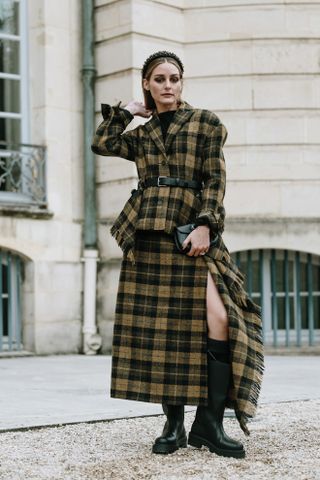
[0,141,47,206]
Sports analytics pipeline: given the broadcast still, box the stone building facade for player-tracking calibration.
[95,0,320,351]
[0,0,83,353]
[0,0,319,354]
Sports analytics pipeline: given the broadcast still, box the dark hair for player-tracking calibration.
[141,51,184,111]
[142,51,184,78]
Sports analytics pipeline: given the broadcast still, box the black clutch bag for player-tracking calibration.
[174,223,218,254]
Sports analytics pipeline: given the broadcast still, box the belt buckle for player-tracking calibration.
[157,176,167,187]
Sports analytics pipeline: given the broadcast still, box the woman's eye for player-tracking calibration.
[154,77,179,83]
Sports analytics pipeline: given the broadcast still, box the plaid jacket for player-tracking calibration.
[92,100,227,260]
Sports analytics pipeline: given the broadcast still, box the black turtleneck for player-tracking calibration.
[158,110,176,141]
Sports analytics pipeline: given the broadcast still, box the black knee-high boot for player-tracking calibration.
[152,403,187,454]
[188,339,245,458]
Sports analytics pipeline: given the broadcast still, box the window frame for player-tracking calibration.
[0,0,29,143]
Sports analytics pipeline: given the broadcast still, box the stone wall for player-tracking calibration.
[0,0,84,354]
[94,0,320,352]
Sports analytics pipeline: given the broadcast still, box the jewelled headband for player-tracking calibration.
[141,50,184,78]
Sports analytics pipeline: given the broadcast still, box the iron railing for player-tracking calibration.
[0,142,47,205]
[233,249,320,347]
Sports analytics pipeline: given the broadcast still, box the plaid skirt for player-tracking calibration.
[110,230,210,405]
[110,230,264,435]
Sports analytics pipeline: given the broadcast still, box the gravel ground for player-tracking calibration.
[0,400,319,480]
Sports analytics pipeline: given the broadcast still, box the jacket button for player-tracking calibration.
[161,160,167,165]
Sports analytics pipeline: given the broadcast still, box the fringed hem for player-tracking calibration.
[236,410,251,436]
[234,328,265,436]
[110,227,136,264]
[110,225,122,246]
[222,258,265,428]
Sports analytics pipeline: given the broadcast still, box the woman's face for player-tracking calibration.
[143,62,182,112]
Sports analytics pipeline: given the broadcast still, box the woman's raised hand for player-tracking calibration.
[124,101,153,118]
[182,225,210,257]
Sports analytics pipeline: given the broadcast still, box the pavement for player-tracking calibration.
[0,354,319,432]
[1,355,320,480]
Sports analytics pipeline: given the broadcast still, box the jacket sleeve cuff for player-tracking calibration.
[194,216,210,227]
[195,211,222,233]
[101,102,134,123]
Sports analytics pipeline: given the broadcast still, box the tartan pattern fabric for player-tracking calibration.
[92,100,264,435]
[111,231,209,406]
[92,100,226,261]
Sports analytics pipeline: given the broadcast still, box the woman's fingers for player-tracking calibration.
[124,101,152,117]
[187,245,197,256]
[187,243,208,257]
[189,243,209,256]
[182,229,210,256]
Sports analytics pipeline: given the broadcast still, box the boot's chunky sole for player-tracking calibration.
[188,432,245,459]
[152,436,187,455]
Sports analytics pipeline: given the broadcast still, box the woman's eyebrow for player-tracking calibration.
[154,74,179,77]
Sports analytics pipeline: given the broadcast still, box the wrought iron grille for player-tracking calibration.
[232,249,320,347]
[0,141,47,205]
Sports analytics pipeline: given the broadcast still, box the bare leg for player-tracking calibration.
[206,271,228,341]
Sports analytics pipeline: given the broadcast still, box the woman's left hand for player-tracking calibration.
[182,225,210,257]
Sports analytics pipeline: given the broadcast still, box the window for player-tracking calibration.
[232,249,320,347]
[0,0,29,145]
[0,249,22,352]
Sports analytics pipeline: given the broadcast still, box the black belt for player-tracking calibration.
[139,176,202,190]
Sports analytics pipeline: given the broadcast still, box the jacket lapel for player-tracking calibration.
[144,114,166,158]
[144,101,194,157]
[165,102,194,153]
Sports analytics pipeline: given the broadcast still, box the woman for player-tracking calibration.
[92,51,264,458]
